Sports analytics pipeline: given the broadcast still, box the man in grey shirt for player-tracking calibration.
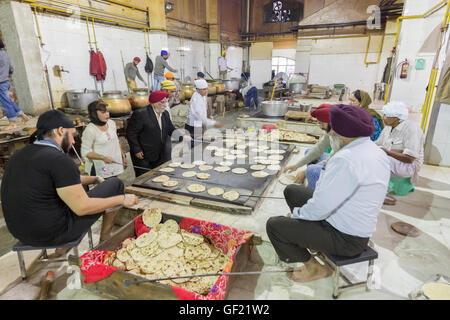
[0,40,29,130]
[124,57,147,92]
[154,50,178,91]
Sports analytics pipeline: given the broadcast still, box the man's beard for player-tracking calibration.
[61,131,72,153]
[329,134,344,154]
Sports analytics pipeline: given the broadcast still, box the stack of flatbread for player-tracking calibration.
[103,208,229,296]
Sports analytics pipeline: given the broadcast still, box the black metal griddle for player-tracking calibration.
[132,141,294,208]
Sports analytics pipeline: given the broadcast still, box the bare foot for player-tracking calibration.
[287,257,332,283]
[20,114,31,123]
[54,248,70,257]
[295,170,306,184]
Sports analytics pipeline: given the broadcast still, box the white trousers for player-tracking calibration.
[389,156,417,182]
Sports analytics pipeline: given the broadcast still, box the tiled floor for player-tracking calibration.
[0,108,448,300]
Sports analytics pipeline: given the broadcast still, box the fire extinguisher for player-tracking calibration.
[400,60,409,79]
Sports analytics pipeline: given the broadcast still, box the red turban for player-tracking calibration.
[330,104,375,138]
[133,57,141,62]
[311,104,331,123]
[149,90,169,104]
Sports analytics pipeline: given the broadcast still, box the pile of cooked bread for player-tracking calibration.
[259,129,317,143]
[103,208,229,296]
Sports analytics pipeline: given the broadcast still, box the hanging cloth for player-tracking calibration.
[97,50,107,81]
[145,53,153,74]
[90,49,100,78]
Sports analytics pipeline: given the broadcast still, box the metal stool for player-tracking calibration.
[323,246,378,299]
[12,228,94,280]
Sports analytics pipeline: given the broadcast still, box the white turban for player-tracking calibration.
[194,79,208,89]
[382,101,409,121]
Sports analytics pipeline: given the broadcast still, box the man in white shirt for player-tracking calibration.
[375,101,424,184]
[218,51,233,80]
[185,79,223,146]
[267,104,390,283]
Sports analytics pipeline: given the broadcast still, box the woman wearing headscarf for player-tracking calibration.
[349,90,384,141]
[81,101,127,179]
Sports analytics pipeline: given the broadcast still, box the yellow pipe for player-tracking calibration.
[422,69,439,132]
[86,16,93,49]
[421,68,436,128]
[91,17,98,50]
[443,0,450,26]
[364,33,385,67]
[33,6,43,45]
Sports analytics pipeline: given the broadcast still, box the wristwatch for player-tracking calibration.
[94,176,101,184]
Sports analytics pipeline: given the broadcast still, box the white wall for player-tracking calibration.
[295,34,395,96]
[32,13,224,105]
[389,0,448,112]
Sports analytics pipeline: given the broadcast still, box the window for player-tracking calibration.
[263,1,304,24]
[272,57,296,76]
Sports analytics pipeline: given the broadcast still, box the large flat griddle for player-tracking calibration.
[132,142,295,209]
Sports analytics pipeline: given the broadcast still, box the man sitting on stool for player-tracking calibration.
[266,104,390,282]
[375,101,424,186]
[1,110,139,255]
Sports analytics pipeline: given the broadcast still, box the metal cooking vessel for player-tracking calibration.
[261,100,289,117]
[222,79,241,91]
[101,91,132,115]
[298,103,312,112]
[66,89,100,110]
[289,83,306,94]
[181,83,194,100]
[207,82,217,95]
[128,88,149,110]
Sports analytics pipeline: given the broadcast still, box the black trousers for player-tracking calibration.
[53,177,125,246]
[266,184,370,263]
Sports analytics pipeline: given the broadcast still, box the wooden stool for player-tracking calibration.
[12,228,93,280]
[323,246,378,299]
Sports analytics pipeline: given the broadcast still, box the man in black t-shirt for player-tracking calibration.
[1,110,138,253]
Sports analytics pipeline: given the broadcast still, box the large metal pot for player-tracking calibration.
[128,88,149,110]
[207,82,217,95]
[261,100,289,117]
[66,89,100,110]
[181,83,195,100]
[101,91,132,116]
[222,78,241,91]
[289,83,306,94]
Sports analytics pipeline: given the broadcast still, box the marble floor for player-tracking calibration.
[0,107,448,300]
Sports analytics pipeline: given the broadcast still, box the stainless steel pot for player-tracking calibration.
[289,83,306,94]
[261,100,289,117]
[66,89,100,110]
[222,79,241,91]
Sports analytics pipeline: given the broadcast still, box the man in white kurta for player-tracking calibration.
[375,101,424,184]
[185,79,222,146]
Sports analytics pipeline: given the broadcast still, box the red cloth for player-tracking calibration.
[89,50,100,77]
[133,57,141,62]
[311,104,332,123]
[149,90,169,104]
[89,50,107,81]
[80,216,253,300]
[96,50,107,81]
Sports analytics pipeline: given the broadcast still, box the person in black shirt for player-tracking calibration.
[1,110,138,255]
